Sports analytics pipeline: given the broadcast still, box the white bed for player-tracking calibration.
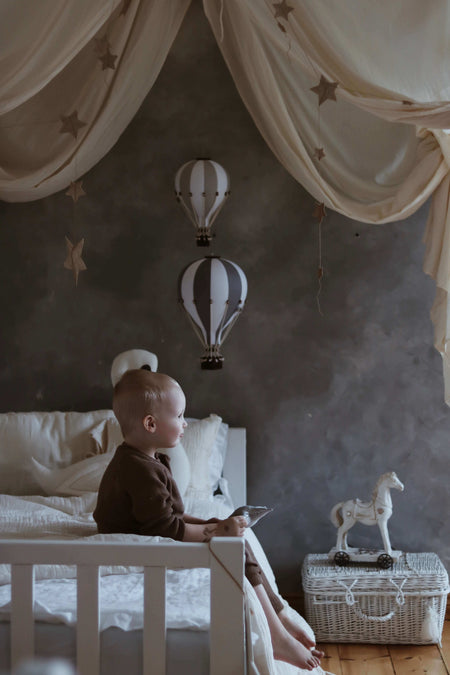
[0,411,330,675]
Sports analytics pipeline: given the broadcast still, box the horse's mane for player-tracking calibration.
[371,472,392,500]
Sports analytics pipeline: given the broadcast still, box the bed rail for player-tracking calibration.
[1,537,246,675]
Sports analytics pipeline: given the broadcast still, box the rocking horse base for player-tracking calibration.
[328,546,403,569]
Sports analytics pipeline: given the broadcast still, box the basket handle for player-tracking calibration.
[337,578,406,623]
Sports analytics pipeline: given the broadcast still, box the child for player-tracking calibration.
[93,369,322,671]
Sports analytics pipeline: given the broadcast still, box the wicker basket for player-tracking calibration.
[302,552,449,644]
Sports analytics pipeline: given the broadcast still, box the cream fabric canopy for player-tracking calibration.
[2,0,450,404]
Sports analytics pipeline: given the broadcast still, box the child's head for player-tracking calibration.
[113,369,186,450]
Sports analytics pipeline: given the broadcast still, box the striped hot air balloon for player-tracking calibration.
[174,159,230,246]
[178,256,247,369]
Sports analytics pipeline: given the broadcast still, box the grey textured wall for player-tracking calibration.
[1,1,449,594]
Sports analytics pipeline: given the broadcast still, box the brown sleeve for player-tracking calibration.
[122,456,185,540]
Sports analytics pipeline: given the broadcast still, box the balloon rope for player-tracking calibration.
[317,217,324,316]
[179,302,207,348]
[220,308,243,346]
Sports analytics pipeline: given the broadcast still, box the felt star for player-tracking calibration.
[99,48,117,70]
[94,36,110,56]
[65,181,86,203]
[273,0,294,21]
[310,75,339,106]
[59,111,87,140]
[64,237,87,286]
[313,201,327,222]
[314,147,326,161]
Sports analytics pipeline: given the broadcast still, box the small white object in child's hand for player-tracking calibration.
[230,505,273,527]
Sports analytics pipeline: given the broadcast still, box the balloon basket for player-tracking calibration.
[201,356,224,370]
[196,233,212,247]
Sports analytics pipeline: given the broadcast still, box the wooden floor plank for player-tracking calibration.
[338,644,394,675]
[440,620,450,674]
[317,643,343,675]
[339,655,394,675]
[317,616,450,675]
[389,644,448,674]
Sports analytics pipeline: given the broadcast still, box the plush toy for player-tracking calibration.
[110,349,158,387]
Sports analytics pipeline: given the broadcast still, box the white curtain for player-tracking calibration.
[0,0,191,201]
[203,0,450,403]
[3,0,450,403]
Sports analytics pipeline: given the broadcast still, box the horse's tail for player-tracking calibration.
[330,502,344,527]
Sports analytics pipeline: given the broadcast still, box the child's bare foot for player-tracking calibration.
[279,610,324,656]
[272,631,320,671]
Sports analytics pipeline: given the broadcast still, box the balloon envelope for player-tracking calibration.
[178,255,247,369]
[174,159,230,246]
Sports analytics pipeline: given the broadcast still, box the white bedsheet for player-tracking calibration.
[0,492,332,675]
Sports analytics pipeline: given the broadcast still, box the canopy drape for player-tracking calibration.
[0,0,191,201]
[2,0,450,403]
[203,0,450,404]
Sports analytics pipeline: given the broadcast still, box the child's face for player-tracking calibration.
[152,386,187,448]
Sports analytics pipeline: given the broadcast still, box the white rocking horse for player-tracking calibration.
[329,472,404,568]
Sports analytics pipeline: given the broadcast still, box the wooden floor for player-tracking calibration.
[317,616,450,674]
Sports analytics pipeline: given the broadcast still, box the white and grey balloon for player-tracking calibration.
[178,255,247,369]
[174,158,230,246]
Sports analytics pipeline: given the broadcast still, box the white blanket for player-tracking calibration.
[0,493,332,675]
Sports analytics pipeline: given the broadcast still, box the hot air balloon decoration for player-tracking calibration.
[178,255,247,369]
[174,159,230,246]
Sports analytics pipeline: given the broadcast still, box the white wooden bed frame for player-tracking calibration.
[1,427,247,675]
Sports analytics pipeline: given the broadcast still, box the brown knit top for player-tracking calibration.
[93,442,186,540]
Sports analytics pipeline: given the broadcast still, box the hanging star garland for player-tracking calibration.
[314,147,326,161]
[273,0,294,21]
[99,48,117,70]
[65,181,86,203]
[313,202,327,222]
[59,111,87,140]
[310,75,339,106]
[64,237,87,286]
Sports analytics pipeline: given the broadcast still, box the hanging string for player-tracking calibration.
[219,0,225,42]
[313,202,326,316]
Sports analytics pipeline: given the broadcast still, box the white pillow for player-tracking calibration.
[31,442,191,499]
[88,414,223,498]
[182,414,222,501]
[30,453,113,496]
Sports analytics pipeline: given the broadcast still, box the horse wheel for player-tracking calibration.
[334,551,350,566]
[377,553,393,569]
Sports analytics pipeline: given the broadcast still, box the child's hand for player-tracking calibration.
[216,516,247,537]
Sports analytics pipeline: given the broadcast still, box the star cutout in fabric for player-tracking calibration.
[59,111,87,140]
[99,48,117,70]
[64,237,87,286]
[310,75,339,106]
[314,147,326,161]
[273,0,294,21]
[313,202,327,222]
[65,181,86,202]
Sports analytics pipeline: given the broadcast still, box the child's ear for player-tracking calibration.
[143,414,156,433]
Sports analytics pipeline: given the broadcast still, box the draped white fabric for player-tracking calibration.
[203,0,450,403]
[2,0,450,403]
[0,0,191,201]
